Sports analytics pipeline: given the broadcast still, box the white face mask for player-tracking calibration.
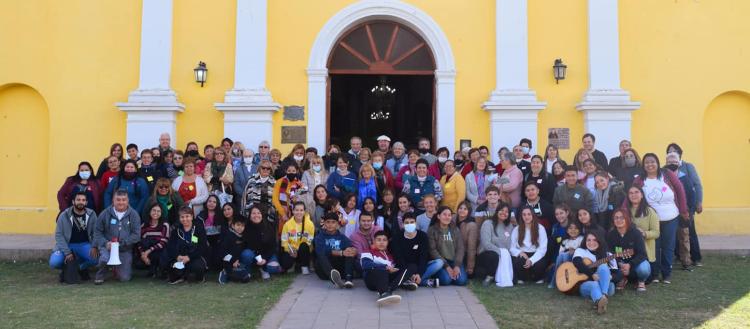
[244,157,253,164]
[404,223,417,233]
[438,156,448,163]
[293,155,304,161]
[79,171,91,180]
[312,165,322,172]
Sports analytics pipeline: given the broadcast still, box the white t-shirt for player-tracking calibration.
[545,158,557,174]
[509,224,548,264]
[339,208,361,238]
[114,210,126,220]
[643,176,679,221]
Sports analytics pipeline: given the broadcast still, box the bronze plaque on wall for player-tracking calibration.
[281,126,307,144]
[548,128,570,149]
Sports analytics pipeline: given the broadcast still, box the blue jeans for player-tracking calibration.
[420,259,444,285]
[436,260,468,286]
[49,242,97,270]
[579,264,615,302]
[632,260,651,282]
[240,249,282,274]
[654,216,679,279]
[549,252,573,289]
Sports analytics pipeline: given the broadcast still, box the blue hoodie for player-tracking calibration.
[314,229,352,258]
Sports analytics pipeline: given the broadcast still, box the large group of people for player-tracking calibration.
[52,132,704,311]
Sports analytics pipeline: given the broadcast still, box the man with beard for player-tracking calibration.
[50,192,99,282]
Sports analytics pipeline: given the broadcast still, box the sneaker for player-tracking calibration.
[94,279,104,285]
[662,278,671,284]
[218,270,229,285]
[330,269,345,288]
[301,266,310,275]
[169,277,184,285]
[682,265,694,272]
[535,279,545,284]
[425,278,440,288]
[482,276,494,287]
[694,261,703,267]
[344,281,354,289]
[651,279,660,284]
[637,282,647,292]
[260,269,271,280]
[596,296,608,314]
[517,280,525,285]
[376,292,402,306]
[401,280,418,291]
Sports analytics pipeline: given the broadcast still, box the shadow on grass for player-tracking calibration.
[470,255,750,329]
[0,261,295,329]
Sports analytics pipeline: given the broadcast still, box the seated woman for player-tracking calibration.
[280,202,315,275]
[338,194,360,238]
[243,205,282,280]
[362,197,385,229]
[510,206,549,284]
[606,209,650,292]
[547,204,572,274]
[135,203,170,278]
[392,194,414,232]
[593,171,626,231]
[426,206,468,286]
[195,195,225,271]
[519,181,554,231]
[50,192,98,282]
[311,185,329,227]
[578,208,605,238]
[549,221,582,289]
[474,202,515,287]
[165,206,209,284]
[573,231,617,314]
[454,201,479,277]
[625,185,660,283]
[361,230,407,305]
[57,161,102,212]
[145,178,184,227]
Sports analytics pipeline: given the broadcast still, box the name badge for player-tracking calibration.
[608,204,614,211]
[445,183,452,189]
[110,218,117,225]
[504,232,510,237]
[191,236,199,243]
[223,254,232,261]
[348,219,355,226]
[574,193,581,199]
[146,176,154,182]
[534,208,541,214]
[412,244,419,250]
[188,185,194,191]
[556,237,562,243]
[537,179,543,184]
[414,188,420,194]
[521,167,527,170]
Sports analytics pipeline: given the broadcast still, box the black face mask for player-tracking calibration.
[286,173,298,181]
[123,172,137,180]
[419,148,430,154]
[665,164,679,172]
[185,150,199,158]
[454,159,464,167]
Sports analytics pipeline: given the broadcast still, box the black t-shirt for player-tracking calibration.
[69,212,89,244]
[390,231,429,274]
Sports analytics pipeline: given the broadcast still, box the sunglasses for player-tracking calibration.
[260,166,272,170]
[158,186,169,189]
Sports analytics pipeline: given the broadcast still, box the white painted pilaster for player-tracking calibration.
[577,0,640,158]
[117,0,183,150]
[482,0,545,162]
[215,0,280,149]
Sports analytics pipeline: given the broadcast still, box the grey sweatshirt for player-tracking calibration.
[54,207,98,255]
[93,206,141,251]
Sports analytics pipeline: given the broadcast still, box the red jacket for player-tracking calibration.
[375,167,395,191]
[395,164,416,191]
[57,177,102,212]
[428,162,442,180]
[460,162,473,177]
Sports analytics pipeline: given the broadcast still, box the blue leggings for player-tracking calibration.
[49,242,97,270]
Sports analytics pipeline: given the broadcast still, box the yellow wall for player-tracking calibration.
[0,0,748,234]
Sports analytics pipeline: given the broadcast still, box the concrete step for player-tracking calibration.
[0,234,748,261]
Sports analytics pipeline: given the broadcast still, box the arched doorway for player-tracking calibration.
[327,21,435,150]
[703,91,750,207]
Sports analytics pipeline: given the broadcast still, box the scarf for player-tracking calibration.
[476,172,486,201]
[393,154,405,171]
[156,194,172,222]
[594,184,611,213]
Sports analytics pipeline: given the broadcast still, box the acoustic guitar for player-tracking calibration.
[555,249,633,294]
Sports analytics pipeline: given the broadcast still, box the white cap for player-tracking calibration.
[377,135,391,142]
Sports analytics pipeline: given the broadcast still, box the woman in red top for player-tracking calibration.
[99,156,121,192]
[57,161,102,212]
[172,159,209,215]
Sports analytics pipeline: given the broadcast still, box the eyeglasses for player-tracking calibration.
[158,186,169,189]
[259,145,269,149]
[260,167,272,170]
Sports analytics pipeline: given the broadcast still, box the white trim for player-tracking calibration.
[307,0,457,152]
[482,0,545,162]
[216,0,280,148]
[117,0,183,150]
[576,0,640,159]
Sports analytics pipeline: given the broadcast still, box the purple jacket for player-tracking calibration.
[350,225,382,256]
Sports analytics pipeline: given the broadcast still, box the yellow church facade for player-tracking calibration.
[1,0,748,235]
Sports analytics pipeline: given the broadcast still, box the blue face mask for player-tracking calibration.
[404,223,417,233]
[79,171,91,180]
[521,147,530,155]
[312,165,322,172]
[373,162,383,170]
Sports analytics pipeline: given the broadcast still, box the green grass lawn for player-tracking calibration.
[470,255,750,328]
[0,262,294,329]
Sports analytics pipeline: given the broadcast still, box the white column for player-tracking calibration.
[117,0,183,150]
[215,0,280,149]
[435,70,456,153]
[482,0,545,163]
[576,0,640,158]
[306,69,328,151]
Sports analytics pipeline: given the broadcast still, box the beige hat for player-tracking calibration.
[377,135,391,142]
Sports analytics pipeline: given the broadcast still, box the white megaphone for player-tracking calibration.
[107,240,121,266]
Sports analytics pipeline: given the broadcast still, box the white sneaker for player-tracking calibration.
[260,269,271,280]
[301,266,310,275]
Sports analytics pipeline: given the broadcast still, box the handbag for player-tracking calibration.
[214,183,234,206]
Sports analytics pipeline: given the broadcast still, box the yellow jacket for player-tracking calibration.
[280,214,315,252]
[630,206,660,262]
[440,173,466,212]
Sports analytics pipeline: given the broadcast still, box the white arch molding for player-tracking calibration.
[307,0,457,152]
